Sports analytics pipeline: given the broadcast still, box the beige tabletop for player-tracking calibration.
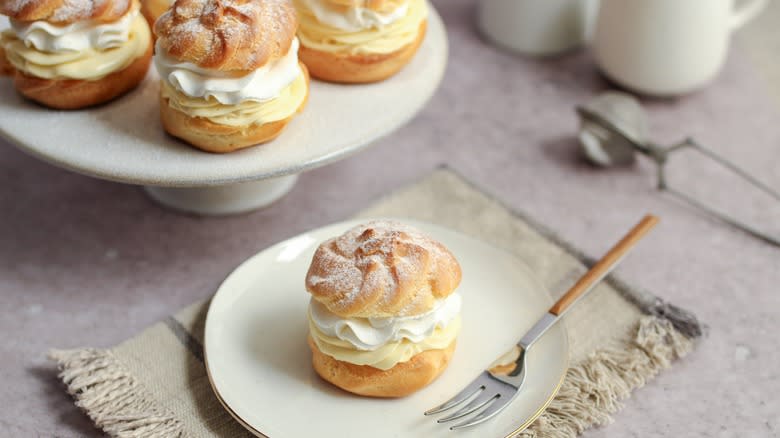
[1,1,778,436]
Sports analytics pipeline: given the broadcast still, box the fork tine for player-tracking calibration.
[424,375,487,416]
[449,394,512,430]
[436,390,499,423]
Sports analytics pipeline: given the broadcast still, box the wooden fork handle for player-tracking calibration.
[548,214,660,316]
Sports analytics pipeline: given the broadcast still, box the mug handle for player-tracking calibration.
[731,0,768,30]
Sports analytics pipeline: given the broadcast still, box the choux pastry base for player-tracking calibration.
[13,43,152,110]
[0,46,14,76]
[299,21,426,84]
[308,336,456,398]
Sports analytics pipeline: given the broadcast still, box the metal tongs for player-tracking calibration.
[576,92,780,247]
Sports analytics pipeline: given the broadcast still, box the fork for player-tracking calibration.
[425,214,660,430]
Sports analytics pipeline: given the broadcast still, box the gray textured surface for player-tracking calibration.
[0,0,778,436]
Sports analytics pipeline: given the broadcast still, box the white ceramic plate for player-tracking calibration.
[0,6,446,187]
[205,220,568,438]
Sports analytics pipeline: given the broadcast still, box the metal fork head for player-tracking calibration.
[424,348,527,430]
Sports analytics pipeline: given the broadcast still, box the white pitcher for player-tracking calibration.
[593,0,767,96]
[477,0,599,56]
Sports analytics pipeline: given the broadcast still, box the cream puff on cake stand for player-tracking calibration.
[0,4,446,215]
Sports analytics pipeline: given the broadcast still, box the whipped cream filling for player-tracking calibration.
[154,38,302,105]
[296,0,427,55]
[2,12,150,80]
[299,0,409,31]
[9,9,138,53]
[161,71,307,126]
[311,316,459,370]
[309,293,462,351]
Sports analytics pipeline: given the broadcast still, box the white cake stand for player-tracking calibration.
[0,6,447,215]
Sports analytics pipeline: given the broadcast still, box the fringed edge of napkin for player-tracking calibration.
[518,315,692,437]
[48,349,184,438]
[47,315,693,438]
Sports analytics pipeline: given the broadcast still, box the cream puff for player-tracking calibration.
[140,0,170,28]
[154,0,309,153]
[294,0,427,83]
[306,221,462,397]
[0,0,152,109]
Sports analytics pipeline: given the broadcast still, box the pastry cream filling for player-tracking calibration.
[161,71,307,126]
[309,294,462,349]
[1,10,149,80]
[156,37,306,126]
[308,293,462,370]
[298,0,409,32]
[295,0,427,55]
[311,315,460,371]
[154,38,303,105]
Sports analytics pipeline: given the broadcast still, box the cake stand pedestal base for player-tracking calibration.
[0,5,447,217]
[143,174,298,215]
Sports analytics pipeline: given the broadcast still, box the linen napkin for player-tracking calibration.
[51,167,702,437]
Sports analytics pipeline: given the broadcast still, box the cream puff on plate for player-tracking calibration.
[294,0,427,83]
[154,0,309,153]
[306,221,462,397]
[0,0,152,109]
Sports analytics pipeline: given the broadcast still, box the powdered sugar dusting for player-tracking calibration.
[108,0,127,17]
[307,255,362,303]
[51,0,92,22]
[306,221,460,317]
[2,0,129,22]
[4,0,32,14]
[156,0,296,70]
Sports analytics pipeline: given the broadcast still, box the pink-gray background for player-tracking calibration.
[1,0,779,436]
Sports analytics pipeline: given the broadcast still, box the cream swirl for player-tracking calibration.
[9,9,138,53]
[154,38,303,105]
[2,13,150,80]
[296,0,427,55]
[160,71,307,126]
[311,316,460,370]
[299,0,409,31]
[309,293,462,351]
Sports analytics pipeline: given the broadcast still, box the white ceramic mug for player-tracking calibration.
[477,0,598,56]
[593,0,767,96]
